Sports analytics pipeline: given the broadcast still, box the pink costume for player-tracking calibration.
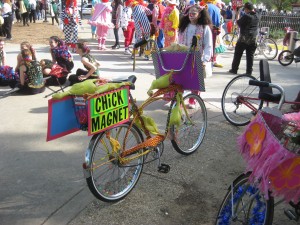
[88,1,114,50]
[159,3,179,47]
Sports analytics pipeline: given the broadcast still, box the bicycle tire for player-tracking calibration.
[215,172,274,225]
[260,38,278,60]
[278,50,294,66]
[221,75,263,126]
[222,33,238,49]
[86,123,144,202]
[170,93,207,155]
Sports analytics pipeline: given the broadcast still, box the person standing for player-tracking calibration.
[151,0,165,49]
[120,0,134,55]
[229,2,258,76]
[61,0,82,52]
[111,0,123,49]
[1,0,13,40]
[160,0,179,47]
[178,5,213,66]
[88,0,114,50]
[29,0,36,23]
[19,0,29,26]
[49,0,59,25]
[14,0,22,23]
[177,5,213,107]
[206,0,221,67]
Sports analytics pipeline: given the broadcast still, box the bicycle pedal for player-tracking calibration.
[284,209,299,221]
[158,163,170,173]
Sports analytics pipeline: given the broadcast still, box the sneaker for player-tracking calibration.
[228,69,237,74]
[144,55,150,60]
[213,63,223,68]
[124,49,131,55]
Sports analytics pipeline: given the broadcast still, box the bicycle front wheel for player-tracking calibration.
[171,93,207,155]
[222,33,238,49]
[86,123,144,202]
[221,75,263,126]
[215,173,274,225]
[260,38,278,60]
[278,50,294,66]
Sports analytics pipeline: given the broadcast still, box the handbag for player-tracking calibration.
[151,50,205,91]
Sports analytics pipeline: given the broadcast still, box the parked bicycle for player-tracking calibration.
[222,28,278,60]
[215,80,300,225]
[278,38,300,66]
[81,38,207,202]
[221,59,300,126]
[254,30,278,60]
[222,25,239,49]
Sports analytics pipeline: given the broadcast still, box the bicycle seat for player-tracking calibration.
[258,59,282,102]
[259,31,267,35]
[110,75,137,90]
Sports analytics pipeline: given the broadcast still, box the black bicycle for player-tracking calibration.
[278,38,300,66]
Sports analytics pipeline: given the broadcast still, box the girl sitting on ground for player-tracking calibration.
[18,49,45,95]
[68,42,100,85]
[15,41,37,72]
[48,36,74,74]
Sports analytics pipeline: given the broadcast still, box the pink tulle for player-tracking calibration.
[283,111,300,128]
[238,111,300,203]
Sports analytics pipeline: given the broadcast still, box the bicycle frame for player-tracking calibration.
[83,84,189,171]
[235,95,299,114]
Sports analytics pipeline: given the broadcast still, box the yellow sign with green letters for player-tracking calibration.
[88,87,130,135]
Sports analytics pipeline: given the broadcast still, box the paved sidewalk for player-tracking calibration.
[0,18,299,225]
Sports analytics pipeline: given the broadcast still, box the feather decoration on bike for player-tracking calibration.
[133,113,161,135]
[169,92,182,129]
[52,79,130,100]
[147,70,174,96]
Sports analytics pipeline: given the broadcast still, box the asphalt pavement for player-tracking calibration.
[0,18,299,225]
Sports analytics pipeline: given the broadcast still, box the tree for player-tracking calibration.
[259,0,299,12]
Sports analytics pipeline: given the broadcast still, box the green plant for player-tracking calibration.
[269,29,285,40]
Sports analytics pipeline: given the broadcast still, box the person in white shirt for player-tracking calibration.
[178,5,213,67]
[1,0,13,40]
[120,2,134,55]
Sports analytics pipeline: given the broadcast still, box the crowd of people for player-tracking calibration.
[0,0,299,107]
[0,35,101,95]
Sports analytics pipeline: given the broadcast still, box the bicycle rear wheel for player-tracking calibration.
[222,33,238,49]
[221,75,263,126]
[171,93,207,155]
[278,50,294,66]
[215,173,274,225]
[260,38,278,60]
[86,123,144,202]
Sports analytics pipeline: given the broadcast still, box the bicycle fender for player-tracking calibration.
[82,134,99,178]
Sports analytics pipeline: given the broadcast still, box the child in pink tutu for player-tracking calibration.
[88,0,114,50]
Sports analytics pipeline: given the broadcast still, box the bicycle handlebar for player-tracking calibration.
[134,35,198,49]
[249,80,285,110]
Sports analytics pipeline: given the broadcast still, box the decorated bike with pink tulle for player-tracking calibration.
[215,80,300,225]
